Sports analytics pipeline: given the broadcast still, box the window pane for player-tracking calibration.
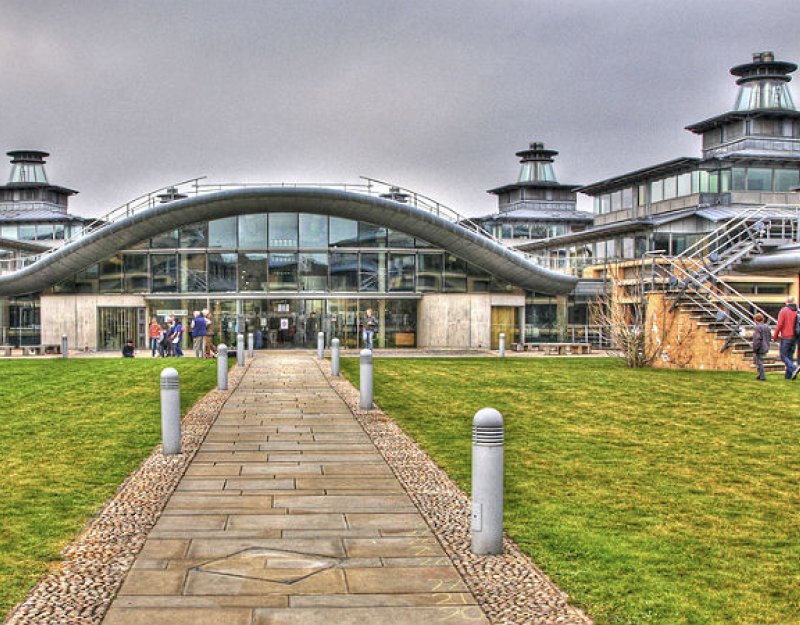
[208,217,237,248]
[299,214,328,248]
[180,222,208,248]
[269,213,298,247]
[746,167,772,191]
[18,225,36,241]
[151,229,179,249]
[611,191,622,212]
[208,253,237,291]
[731,167,746,191]
[238,253,268,291]
[417,253,442,292]
[123,254,148,291]
[650,180,663,203]
[387,228,415,248]
[622,188,633,209]
[663,176,677,200]
[151,254,178,292]
[677,173,692,196]
[330,252,358,291]
[36,224,54,241]
[299,252,328,291]
[99,254,123,293]
[720,169,731,192]
[359,222,387,247]
[269,253,298,290]
[329,217,358,246]
[238,214,268,249]
[775,169,800,192]
[388,253,415,291]
[180,253,207,292]
[360,252,386,292]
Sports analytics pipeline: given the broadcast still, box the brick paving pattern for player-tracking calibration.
[102,353,489,625]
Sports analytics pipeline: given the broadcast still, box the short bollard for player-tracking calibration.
[331,338,341,376]
[317,331,325,359]
[498,332,506,358]
[217,344,228,391]
[247,332,254,358]
[471,407,504,555]
[160,368,181,455]
[61,334,68,359]
[236,333,245,367]
[359,348,373,409]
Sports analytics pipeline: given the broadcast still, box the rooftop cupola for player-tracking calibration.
[516,142,559,184]
[7,150,50,185]
[731,51,797,111]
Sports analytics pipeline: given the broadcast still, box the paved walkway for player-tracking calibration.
[102,353,489,625]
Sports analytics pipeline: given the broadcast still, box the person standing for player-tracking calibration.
[171,317,185,357]
[363,308,378,350]
[148,318,163,357]
[773,296,799,380]
[191,310,207,358]
[203,309,217,358]
[751,313,771,381]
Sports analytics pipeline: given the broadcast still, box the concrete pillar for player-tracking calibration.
[556,295,569,342]
[498,333,506,358]
[317,331,325,359]
[247,332,254,358]
[236,333,244,367]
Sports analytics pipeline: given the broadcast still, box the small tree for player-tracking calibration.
[589,266,691,368]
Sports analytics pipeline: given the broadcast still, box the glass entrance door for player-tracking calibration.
[98,307,146,351]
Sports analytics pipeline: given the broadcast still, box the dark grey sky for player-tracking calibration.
[1,0,798,217]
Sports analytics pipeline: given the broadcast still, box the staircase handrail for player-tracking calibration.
[654,253,777,327]
[676,206,767,261]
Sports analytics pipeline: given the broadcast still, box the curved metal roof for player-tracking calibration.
[0,187,577,296]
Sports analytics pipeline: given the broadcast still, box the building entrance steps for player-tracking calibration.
[101,352,490,625]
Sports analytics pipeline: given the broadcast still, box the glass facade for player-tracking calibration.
[52,213,509,297]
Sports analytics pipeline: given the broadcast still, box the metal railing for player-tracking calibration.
[2,176,552,275]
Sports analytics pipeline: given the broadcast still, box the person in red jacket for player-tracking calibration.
[773,296,799,380]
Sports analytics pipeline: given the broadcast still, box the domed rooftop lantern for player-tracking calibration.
[516,142,559,184]
[731,51,797,111]
[7,150,50,185]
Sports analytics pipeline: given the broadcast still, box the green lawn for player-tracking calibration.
[0,358,218,618]
[340,357,800,625]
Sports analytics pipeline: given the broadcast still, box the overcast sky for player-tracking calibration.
[1,0,798,218]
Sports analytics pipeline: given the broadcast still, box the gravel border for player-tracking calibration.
[3,362,249,625]
[319,358,593,625]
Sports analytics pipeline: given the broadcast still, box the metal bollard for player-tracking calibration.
[160,368,181,455]
[247,332,254,358]
[61,334,68,359]
[471,408,504,555]
[498,333,506,358]
[331,338,340,376]
[236,333,244,367]
[317,331,325,359]
[359,348,373,409]
[217,344,228,391]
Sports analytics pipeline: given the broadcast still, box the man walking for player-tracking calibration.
[773,296,799,380]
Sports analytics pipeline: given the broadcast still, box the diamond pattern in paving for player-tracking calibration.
[102,353,489,625]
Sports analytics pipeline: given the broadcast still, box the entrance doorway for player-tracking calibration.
[491,306,517,350]
[98,307,146,351]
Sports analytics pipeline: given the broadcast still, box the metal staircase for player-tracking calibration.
[648,204,800,365]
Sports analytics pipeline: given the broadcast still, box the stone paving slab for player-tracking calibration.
[101,353,490,625]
